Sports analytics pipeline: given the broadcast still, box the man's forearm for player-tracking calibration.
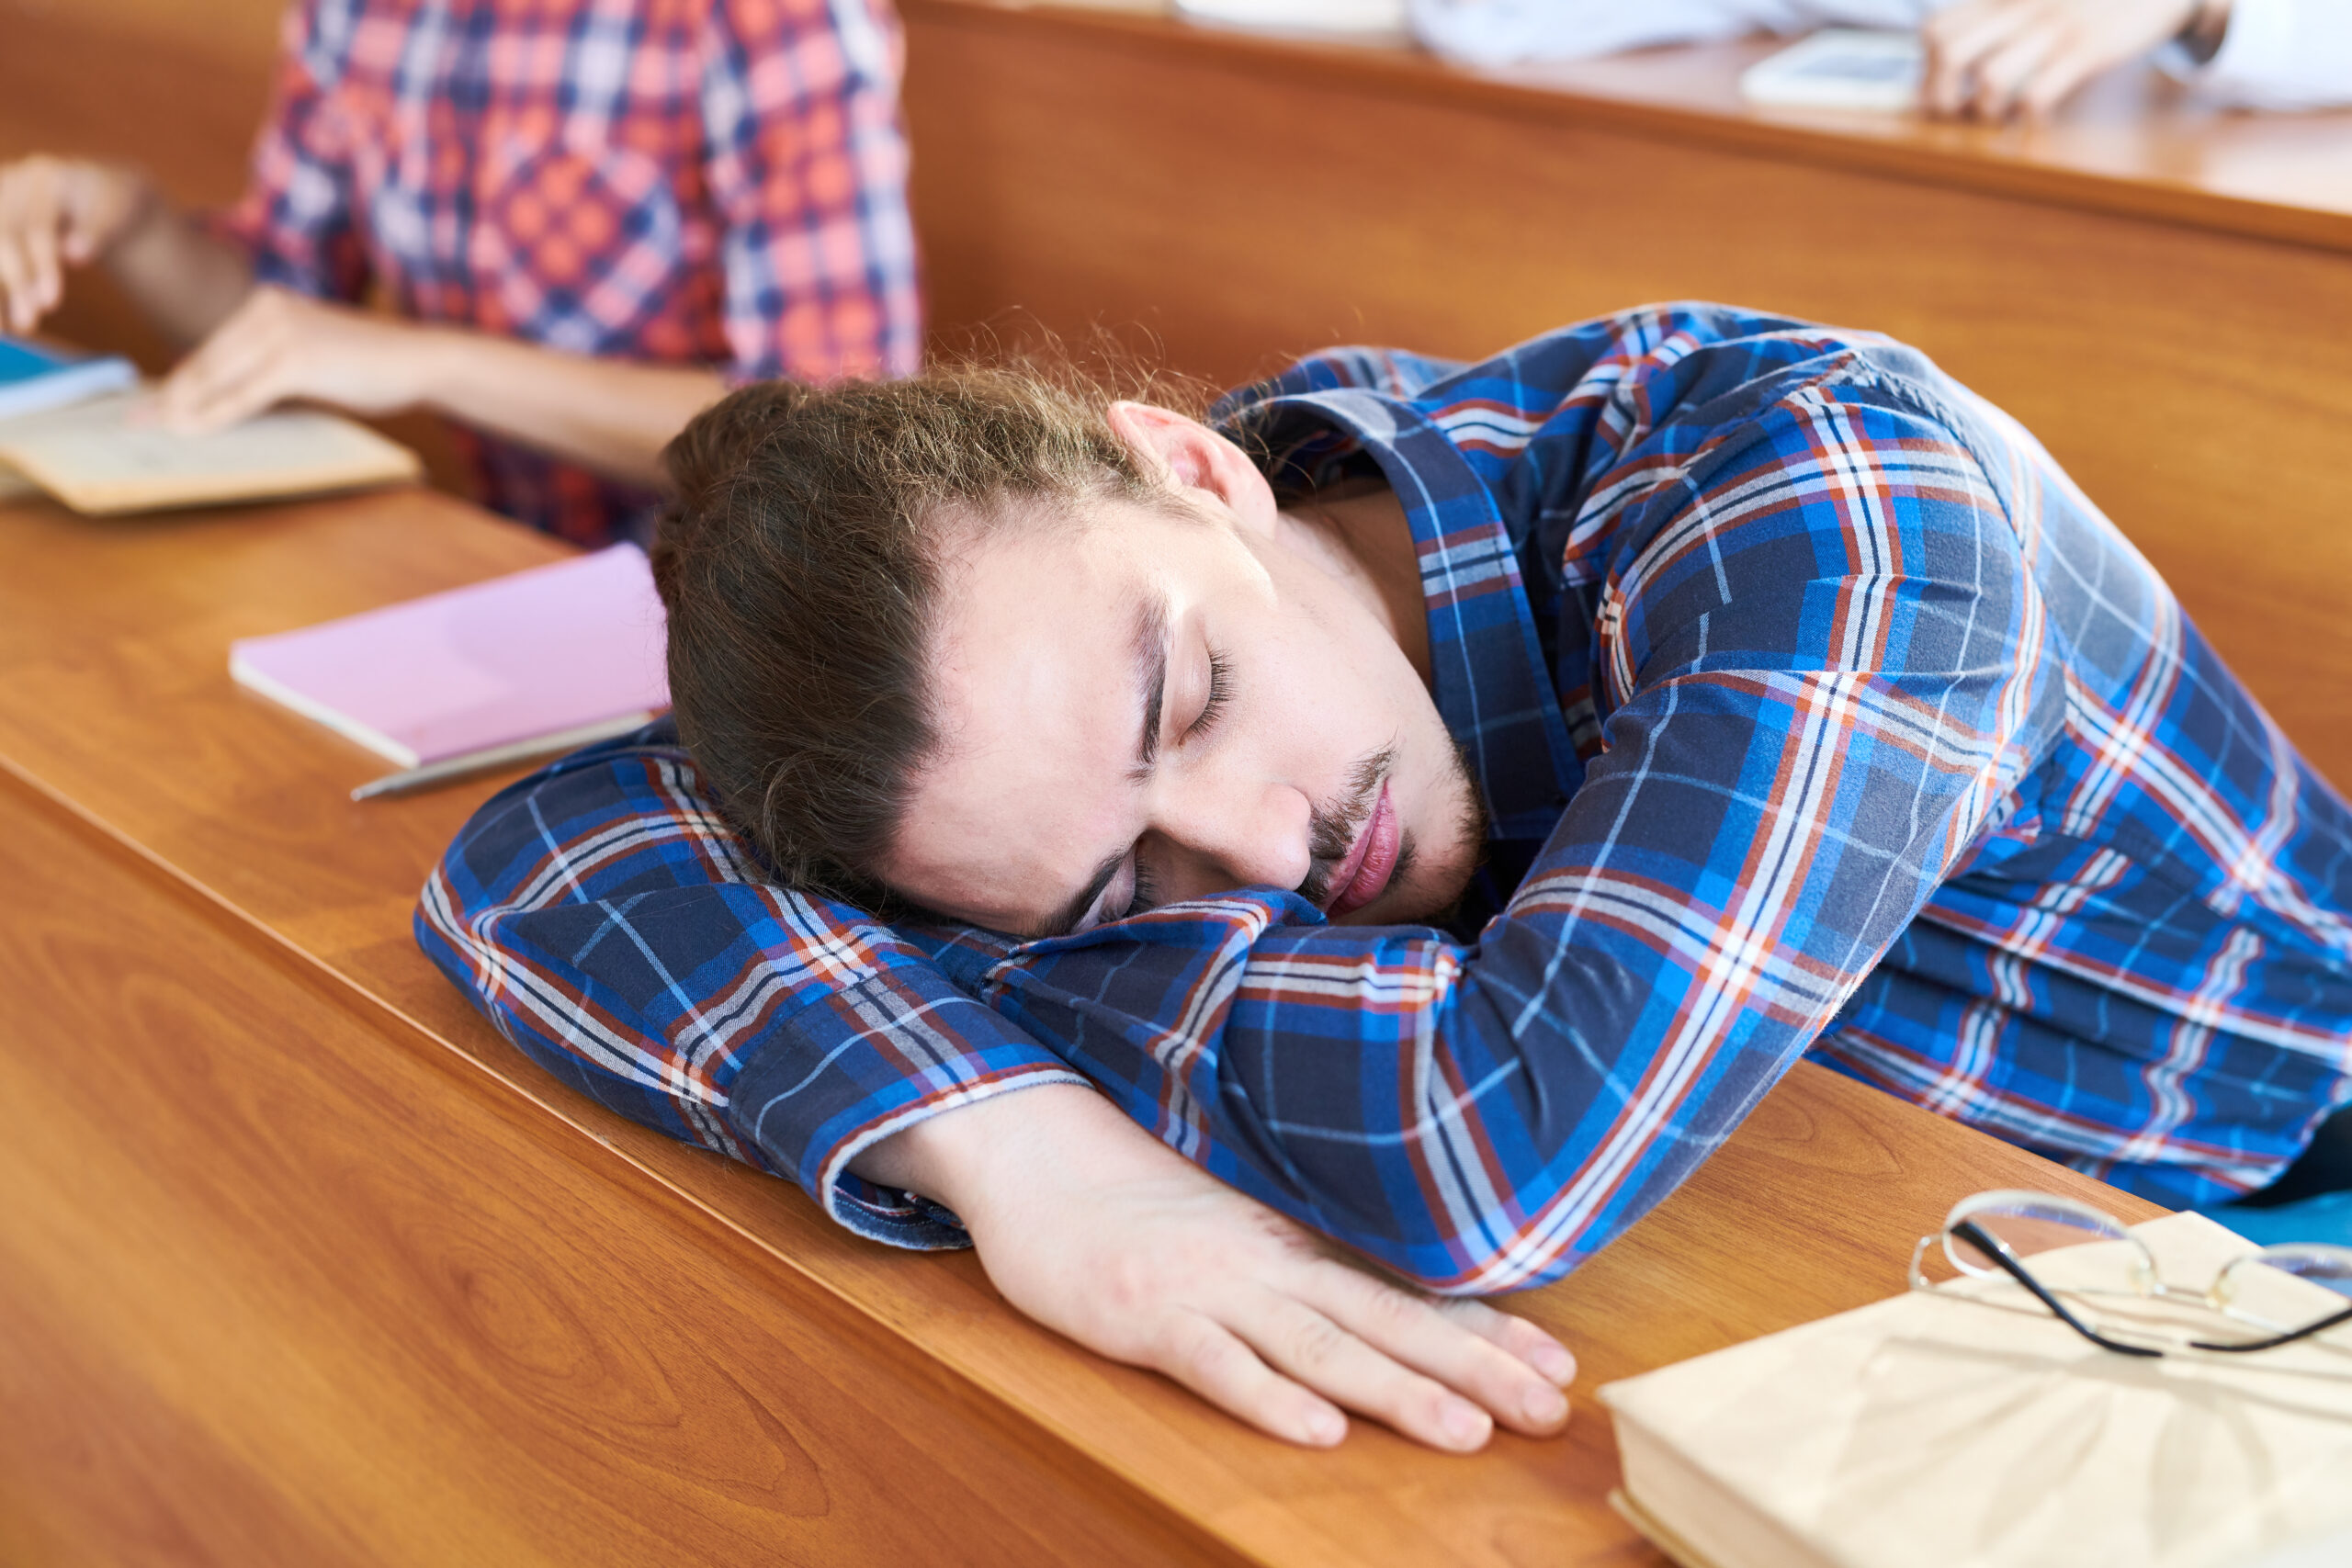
[412,330,729,491]
[103,199,255,349]
[847,1082,1136,1206]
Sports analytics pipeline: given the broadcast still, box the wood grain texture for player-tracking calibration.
[0,769,1245,1568]
[900,0,2352,791]
[0,485,2167,1565]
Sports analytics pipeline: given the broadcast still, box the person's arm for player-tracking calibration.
[0,156,252,342]
[906,379,2060,1294]
[151,291,728,490]
[1919,0,2241,119]
[151,0,926,481]
[417,724,1577,1450]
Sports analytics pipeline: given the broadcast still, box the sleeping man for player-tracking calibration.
[421,304,2352,1453]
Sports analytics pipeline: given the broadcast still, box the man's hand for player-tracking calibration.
[155,286,443,434]
[1922,0,2221,121]
[0,156,156,333]
[859,1085,1577,1451]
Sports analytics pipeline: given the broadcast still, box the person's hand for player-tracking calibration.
[0,156,156,333]
[871,1084,1577,1451]
[1922,0,2213,121]
[156,285,442,434]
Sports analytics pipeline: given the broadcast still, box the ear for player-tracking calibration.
[1104,400,1280,538]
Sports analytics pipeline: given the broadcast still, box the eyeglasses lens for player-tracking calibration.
[2205,1244,2352,1345]
[1928,1195,2139,1288]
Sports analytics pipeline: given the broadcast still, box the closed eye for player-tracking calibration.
[1187,648,1231,741]
[1092,647,1230,930]
[1117,858,1159,922]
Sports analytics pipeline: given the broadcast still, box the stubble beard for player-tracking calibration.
[1295,739,1488,921]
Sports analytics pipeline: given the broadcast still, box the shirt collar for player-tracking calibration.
[1216,384,1580,840]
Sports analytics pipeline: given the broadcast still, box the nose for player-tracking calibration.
[1150,773,1313,903]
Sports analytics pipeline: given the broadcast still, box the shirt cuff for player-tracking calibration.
[2157,0,2320,107]
[721,962,1085,1250]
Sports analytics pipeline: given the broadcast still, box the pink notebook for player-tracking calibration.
[230,544,670,773]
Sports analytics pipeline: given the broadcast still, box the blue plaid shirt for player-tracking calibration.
[419,305,2352,1292]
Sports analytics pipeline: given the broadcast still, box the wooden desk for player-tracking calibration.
[901,0,2352,791]
[0,485,2165,1563]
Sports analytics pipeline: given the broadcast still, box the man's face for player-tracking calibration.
[876,413,1486,938]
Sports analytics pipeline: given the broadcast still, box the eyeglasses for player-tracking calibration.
[1909,1189,2352,1358]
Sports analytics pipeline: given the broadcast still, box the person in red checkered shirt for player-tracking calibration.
[0,0,922,547]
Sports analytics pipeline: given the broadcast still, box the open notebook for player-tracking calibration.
[230,544,671,786]
[1600,1211,2352,1568]
[0,388,419,514]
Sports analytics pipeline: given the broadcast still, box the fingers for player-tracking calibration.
[1963,17,2070,120]
[1922,0,2198,121]
[0,161,67,333]
[1924,0,2059,119]
[1151,1310,1351,1450]
[1297,1266,1574,1439]
[0,157,146,332]
[1232,1286,1495,1452]
[2011,39,2106,120]
[158,291,289,434]
[1435,1295,1579,1390]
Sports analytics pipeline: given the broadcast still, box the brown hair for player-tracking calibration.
[651,366,1183,910]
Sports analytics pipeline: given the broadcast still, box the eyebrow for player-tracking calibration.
[1035,593,1170,940]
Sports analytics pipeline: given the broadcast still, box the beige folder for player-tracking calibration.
[1600,1212,2352,1568]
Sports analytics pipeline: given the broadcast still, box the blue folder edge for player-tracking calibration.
[0,335,140,423]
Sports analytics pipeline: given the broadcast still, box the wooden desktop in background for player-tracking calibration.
[1,4,2343,1562]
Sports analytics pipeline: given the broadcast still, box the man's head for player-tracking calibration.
[655,367,1486,936]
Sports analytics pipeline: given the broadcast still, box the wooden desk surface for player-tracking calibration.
[0,482,2168,1564]
[967,3,2352,250]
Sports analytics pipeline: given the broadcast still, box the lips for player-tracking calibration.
[1326,783,1401,919]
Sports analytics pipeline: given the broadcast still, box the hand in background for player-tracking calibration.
[0,157,156,333]
[156,286,438,434]
[1922,0,2219,121]
[866,1084,1577,1452]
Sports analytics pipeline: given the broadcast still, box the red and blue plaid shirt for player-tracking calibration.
[418,306,2352,1292]
[217,0,922,546]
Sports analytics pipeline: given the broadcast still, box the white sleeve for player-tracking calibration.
[2160,0,2352,108]
[1408,0,1935,69]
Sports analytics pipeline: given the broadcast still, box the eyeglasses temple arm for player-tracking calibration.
[2190,1299,2352,1354]
[1948,1219,2162,1359]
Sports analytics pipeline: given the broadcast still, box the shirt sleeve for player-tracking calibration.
[2159,0,2352,109]
[413,728,1082,1250]
[913,379,2063,1293]
[698,0,922,382]
[209,0,369,302]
